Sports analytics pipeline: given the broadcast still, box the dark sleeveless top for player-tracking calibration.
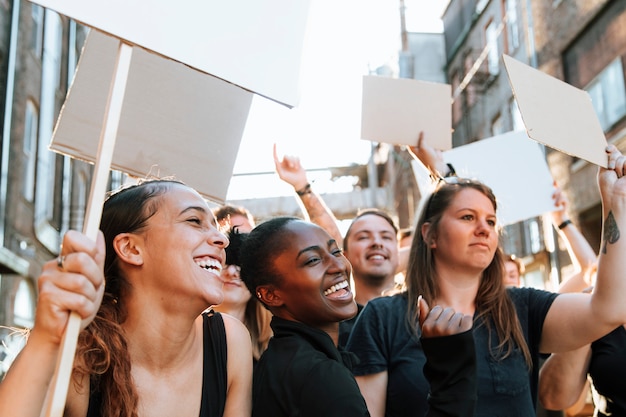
[86,310,227,417]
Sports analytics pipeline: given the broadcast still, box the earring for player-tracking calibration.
[256,292,262,299]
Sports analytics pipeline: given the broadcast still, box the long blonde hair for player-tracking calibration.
[406,179,532,366]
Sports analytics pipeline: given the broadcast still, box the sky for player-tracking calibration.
[227,0,449,200]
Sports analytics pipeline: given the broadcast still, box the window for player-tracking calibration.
[30,4,44,57]
[492,113,505,136]
[34,10,66,252]
[529,219,541,254]
[48,13,63,91]
[476,0,489,14]
[509,97,525,131]
[505,0,519,51]
[485,19,500,75]
[451,71,462,125]
[22,101,38,201]
[464,53,476,107]
[586,58,626,132]
[13,279,35,328]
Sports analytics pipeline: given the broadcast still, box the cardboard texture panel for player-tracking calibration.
[412,131,555,226]
[49,30,253,203]
[361,75,452,150]
[28,0,310,107]
[503,54,608,168]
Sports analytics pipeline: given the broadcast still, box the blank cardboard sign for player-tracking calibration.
[412,131,555,226]
[29,0,310,108]
[49,30,253,204]
[361,75,452,150]
[503,54,608,168]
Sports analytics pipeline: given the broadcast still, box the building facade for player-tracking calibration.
[0,0,103,377]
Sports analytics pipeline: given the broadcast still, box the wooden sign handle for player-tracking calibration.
[43,39,133,417]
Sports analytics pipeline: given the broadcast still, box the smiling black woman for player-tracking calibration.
[238,216,477,417]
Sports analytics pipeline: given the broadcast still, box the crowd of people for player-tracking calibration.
[1,134,626,417]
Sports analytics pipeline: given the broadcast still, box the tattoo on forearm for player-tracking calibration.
[602,211,620,254]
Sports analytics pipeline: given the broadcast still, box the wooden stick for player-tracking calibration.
[43,40,133,417]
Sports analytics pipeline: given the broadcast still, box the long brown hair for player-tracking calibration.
[406,178,532,366]
[73,179,182,417]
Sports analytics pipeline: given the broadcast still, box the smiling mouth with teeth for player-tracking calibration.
[324,280,349,296]
[195,258,223,275]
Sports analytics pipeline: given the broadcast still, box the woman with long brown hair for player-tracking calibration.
[0,180,252,417]
[346,145,626,417]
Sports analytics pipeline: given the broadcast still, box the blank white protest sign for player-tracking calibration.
[29,0,311,108]
[412,131,555,226]
[50,30,254,204]
[361,75,452,151]
[502,54,608,168]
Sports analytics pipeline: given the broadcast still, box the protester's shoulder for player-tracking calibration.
[363,291,409,314]
[506,286,554,298]
[261,335,342,382]
[506,286,558,306]
[217,311,253,352]
[359,293,408,318]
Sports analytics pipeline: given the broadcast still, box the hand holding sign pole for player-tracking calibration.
[43,40,133,417]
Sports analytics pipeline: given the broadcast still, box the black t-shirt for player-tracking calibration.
[346,293,431,417]
[252,316,370,417]
[589,325,626,417]
[346,288,558,417]
[338,302,364,350]
[256,314,478,417]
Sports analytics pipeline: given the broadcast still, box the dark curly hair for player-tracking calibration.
[225,226,248,267]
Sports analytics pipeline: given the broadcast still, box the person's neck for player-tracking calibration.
[213,302,246,323]
[432,265,480,315]
[353,274,396,306]
[123,294,202,371]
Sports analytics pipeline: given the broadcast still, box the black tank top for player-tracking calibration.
[86,310,227,417]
